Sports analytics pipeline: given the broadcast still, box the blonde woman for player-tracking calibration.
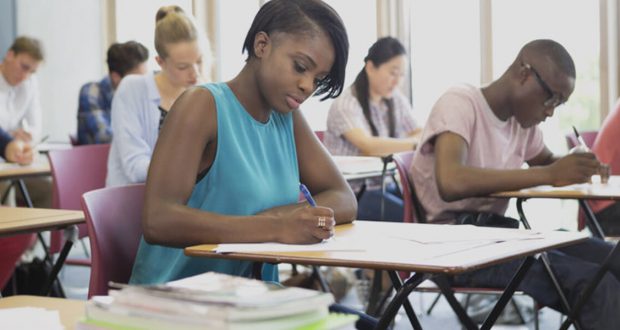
[106,9,208,186]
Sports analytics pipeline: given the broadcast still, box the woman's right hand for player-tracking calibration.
[276,206,335,244]
[546,153,600,186]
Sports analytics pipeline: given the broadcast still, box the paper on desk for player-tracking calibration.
[385,223,543,244]
[214,238,365,253]
[0,307,64,330]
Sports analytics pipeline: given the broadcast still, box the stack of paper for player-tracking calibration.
[78,272,356,330]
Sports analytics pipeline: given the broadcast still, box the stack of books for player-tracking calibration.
[78,272,357,330]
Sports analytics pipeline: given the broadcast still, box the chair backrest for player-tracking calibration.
[565,130,598,150]
[392,151,427,223]
[81,184,145,298]
[47,144,110,253]
[314,130,325,143]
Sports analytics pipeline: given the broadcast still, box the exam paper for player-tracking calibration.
[383,223,543,244]
[214,238,365,253]
[0,307,64,330]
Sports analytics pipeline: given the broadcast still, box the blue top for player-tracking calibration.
[0,127,13,159]
[130,82,300,285]
[77,76,114,145]
[106,72,161,187]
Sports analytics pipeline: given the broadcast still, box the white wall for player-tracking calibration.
[17,0,103,142]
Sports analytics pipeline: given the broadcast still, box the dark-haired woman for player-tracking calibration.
[325,37,421,222]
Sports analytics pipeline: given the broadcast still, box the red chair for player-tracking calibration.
[314,130,325,143]
[565,130,598,231]
[392,151,426,223]
[565,130,598,150]
[81,184,145,298]
[47,144,111,266]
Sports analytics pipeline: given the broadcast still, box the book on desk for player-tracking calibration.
[78,272,356,330]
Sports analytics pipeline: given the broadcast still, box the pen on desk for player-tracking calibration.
[299,183,316,207]
[32,135,50,149]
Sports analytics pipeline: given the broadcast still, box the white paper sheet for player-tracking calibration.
[0,307,64,330]
[382,223,543,244]
[214,238,366,253]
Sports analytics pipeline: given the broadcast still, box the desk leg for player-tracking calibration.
[16,179,34,208]
[559,241,620,330]
[388,271,425,330]
[480,256,535,330]
[434,275,478,330]
[579,200,605,239]
[376,272,429,330]
[516,199,582,330]
[41,225,76,297]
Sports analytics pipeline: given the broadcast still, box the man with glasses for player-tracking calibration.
[409,39,619,329]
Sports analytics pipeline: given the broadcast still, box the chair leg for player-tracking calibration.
[533,300,539,330]
[79,238,90,258]
[426,292,442,315]
[510,297,526,324]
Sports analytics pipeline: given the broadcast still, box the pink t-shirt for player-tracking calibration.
[590,100,620,213]
[410,84,545,222]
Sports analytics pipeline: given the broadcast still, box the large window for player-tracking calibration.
[492,0,600,154]
[300,0,377,130]
[410,0,481,123]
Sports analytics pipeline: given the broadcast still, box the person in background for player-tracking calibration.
[76,41,149,145]
[0,36,50,208]
[324,37,421,222]
[588,102,620,235]
[410,39,620,329]
[0,36,43,143]
[106,7,207,187]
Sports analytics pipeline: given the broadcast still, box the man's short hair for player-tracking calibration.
[106,41,149,77]
[9,36,44,61]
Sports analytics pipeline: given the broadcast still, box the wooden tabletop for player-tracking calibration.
[0,207,84,237]
[491,176,620,200]
[0,295,84,330]
[185,221,587,275]
[0,159,51,180]
[333,156,395,181]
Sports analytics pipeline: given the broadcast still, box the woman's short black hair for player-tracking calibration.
[242,0,349,100]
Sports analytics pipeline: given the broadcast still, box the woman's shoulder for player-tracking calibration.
[115,72,154,98]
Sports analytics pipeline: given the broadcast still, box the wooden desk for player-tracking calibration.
[0,295,84,330]
[333,155,395,182]
[0,207,84,237]
[0,207,85,297]
[0,159,51,209]
[185,221,587,330]
[491,177,620,329]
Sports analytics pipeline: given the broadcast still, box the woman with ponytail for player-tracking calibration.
[325,37,420,157]
[324,37,421,222]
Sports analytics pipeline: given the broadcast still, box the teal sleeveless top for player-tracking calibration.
[130,82,299,284]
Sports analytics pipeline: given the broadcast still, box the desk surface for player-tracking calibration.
[0,207,84,237]
[185,221,587,274]
[491,176,620,200]
[0,295,84,330]
[0,159,51,180]
[333,156,395,181]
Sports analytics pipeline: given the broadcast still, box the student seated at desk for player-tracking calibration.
[106,7,208,187]
[409,39,620,329]
[324,37,421,221]
[0,127,35,291]
[134,0,354,284]
[590,102,620,235]
[77,40,149,145]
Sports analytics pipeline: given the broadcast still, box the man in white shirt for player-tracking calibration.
[0,36,49,208]
[0,36,43,143]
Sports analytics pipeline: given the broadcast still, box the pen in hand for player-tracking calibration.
[571,125,590,151]
[299,183,316,207]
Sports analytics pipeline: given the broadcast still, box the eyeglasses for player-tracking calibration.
[521,62,564,108]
